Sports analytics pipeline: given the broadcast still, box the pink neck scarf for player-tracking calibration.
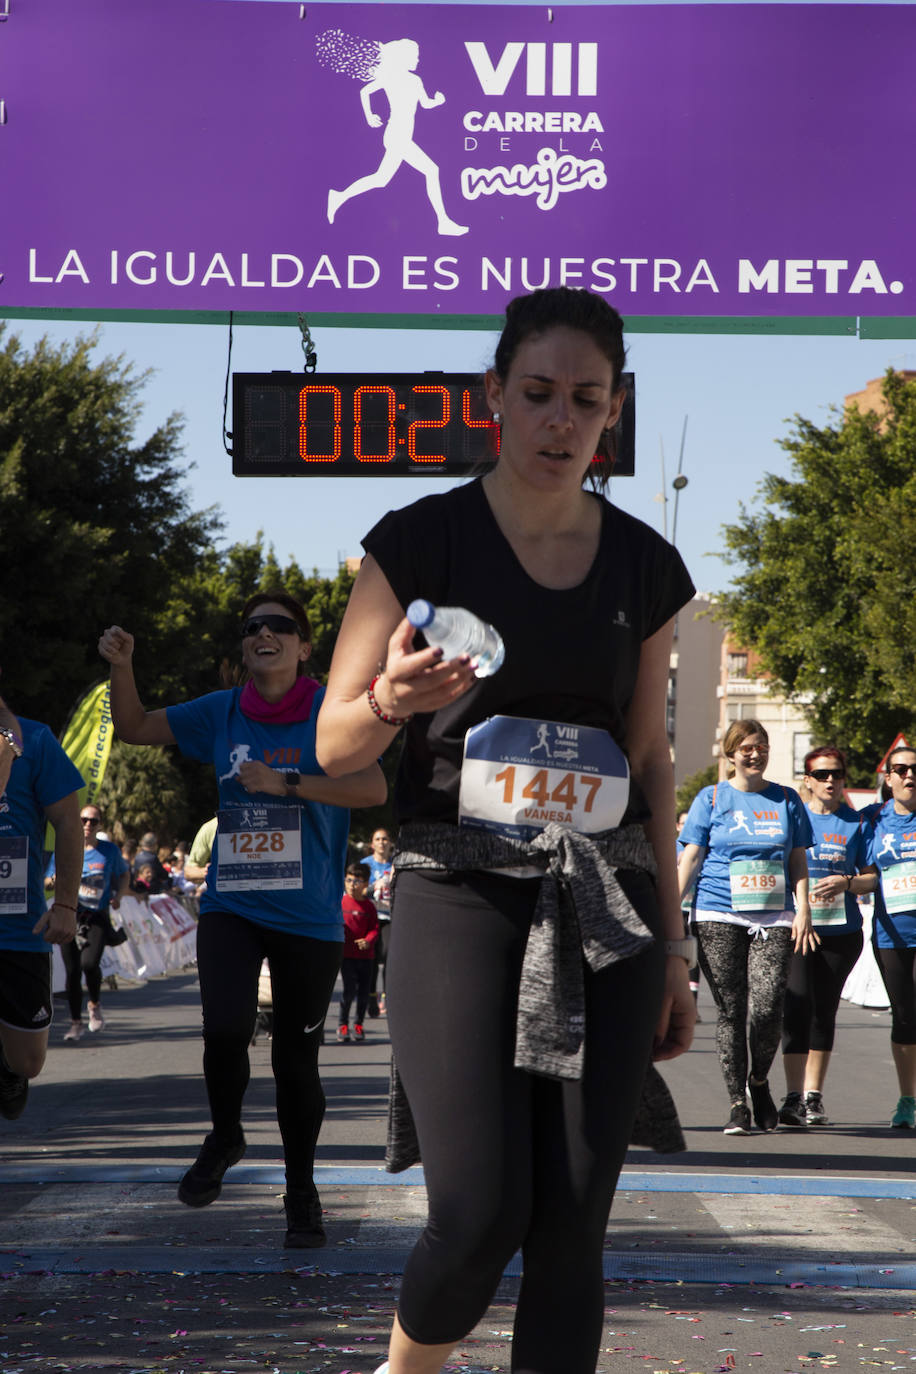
[239,676,321,724]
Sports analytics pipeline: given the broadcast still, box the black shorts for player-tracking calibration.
[0,949,53,1031]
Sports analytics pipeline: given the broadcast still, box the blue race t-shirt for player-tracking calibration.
[361,852,392,917]
[867,801,916,948]
[680,780,813,921]
[0,717,84,952]
[805,802,867,934]
[167,687,347,940]
[47,839,127,912]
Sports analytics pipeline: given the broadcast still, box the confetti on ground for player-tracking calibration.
[4,1271,916,1372]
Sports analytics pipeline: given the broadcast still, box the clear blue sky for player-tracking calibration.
[9,0,913,596]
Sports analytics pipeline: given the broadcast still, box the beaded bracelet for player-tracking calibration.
[367,675,413,728]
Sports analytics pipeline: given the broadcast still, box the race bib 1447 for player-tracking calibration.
[458,716,629,843]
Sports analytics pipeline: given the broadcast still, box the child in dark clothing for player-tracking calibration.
[338,863,380,1043]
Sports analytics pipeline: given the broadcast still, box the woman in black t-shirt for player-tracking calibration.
[317,287,696,1374]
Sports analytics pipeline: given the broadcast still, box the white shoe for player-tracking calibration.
[63,1021,84,1042]
[88,1005,105,1033]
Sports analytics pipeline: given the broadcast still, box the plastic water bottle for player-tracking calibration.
[406,599,505,677]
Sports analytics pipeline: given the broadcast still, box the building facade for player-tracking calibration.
[668,594,726,790]
[715,637,813,784]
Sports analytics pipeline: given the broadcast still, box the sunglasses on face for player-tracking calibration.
[81,816,101,826]
[809,769,845,782]
[736,745,769,758]
[240,614,301,639]
[888,763,916,778]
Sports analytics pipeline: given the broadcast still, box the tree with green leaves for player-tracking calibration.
[719,370,916,778]
[0,327,393,844]
[0,326,222,731]
[97,740,192,844]
[676,765,717,819]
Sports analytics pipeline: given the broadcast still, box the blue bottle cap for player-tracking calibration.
[406,599,434,629]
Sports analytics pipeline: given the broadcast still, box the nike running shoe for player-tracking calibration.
[0,1049,28,1121]
[723,1102,751,1135]
[283,1185,326,1249]
[748,1079,778,1132]
[353,1023,365,1042]
[178,1129,246,1206]
[337,1024,350,1044]
[891,1096,916,1129]
[805,1090,829,1125]
[777,1091,808,1129]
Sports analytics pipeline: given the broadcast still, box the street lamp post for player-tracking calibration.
[671,416,689,548]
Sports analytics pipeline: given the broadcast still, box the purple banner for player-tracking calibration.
[2,2,914,318]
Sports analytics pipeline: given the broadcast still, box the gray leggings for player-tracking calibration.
[697,920,794,1104]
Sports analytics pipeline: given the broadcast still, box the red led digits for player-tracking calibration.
[462,389,500,454]
[354,386,396,463]
[299,385,342,462]
[408,384,450,462]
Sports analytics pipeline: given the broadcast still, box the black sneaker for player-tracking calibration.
[777,1091,808,1129]
[177,1129,246,1207]
[723,1102,751,1135]
[367,995,380,1019]
[748,1079,778,1132]
[283,1185,327,1249]
[0,1049,28,1121]
[805,1091,829,1126]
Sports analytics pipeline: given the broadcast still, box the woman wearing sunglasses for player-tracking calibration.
[98,592,385,1246]
[776,747,877,1129]
[867,744,916,1129]
[678,719,815,1134]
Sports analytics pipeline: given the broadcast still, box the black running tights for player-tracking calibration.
[61,920,106,1018]
[876,945,916,1044]
[195,910,342,1188]
[781,929,864,1054]
[386,868,665,1374]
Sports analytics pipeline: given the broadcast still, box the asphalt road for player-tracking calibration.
[2,965,916,1374]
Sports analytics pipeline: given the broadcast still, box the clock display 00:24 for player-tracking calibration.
[231,371,635,477]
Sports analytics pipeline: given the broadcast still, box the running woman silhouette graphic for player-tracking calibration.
[319,33,468,237]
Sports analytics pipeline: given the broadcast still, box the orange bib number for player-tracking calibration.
[216,806,303,892]
[458,716,629,842]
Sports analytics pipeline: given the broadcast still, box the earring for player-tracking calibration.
[492,412,501,425]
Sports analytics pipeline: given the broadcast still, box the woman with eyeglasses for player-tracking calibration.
[678,719,815,1134]
[867,744,916,1129]
[776,747,877,1129]
[98,591,386,1247]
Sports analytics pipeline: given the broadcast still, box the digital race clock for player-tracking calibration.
[231,372,635,477]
